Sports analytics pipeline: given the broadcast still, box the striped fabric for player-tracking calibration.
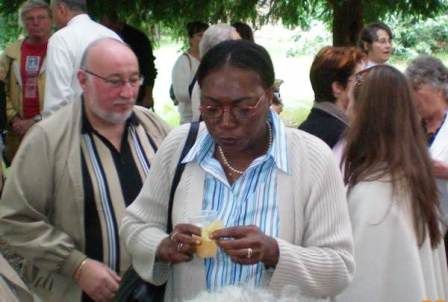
[183,111,289,290]
[80,115,156,274]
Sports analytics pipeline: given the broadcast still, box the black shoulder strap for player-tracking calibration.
[188,75,197,99]
[166,122,199,233]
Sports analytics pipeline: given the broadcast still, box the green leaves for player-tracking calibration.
[0,0,446,48]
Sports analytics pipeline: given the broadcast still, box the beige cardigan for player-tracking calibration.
[0,99,170,302]
[121,123,354,301]
[0,253,33,302]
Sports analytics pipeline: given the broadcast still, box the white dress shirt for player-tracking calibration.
[43,14,121,116]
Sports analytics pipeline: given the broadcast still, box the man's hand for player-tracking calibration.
[76,259,121,302]
[11,117,35,136]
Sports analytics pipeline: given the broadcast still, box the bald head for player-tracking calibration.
[80,38,136,70]
[77,38,140,125]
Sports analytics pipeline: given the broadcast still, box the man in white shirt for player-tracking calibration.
[43,0,121,116]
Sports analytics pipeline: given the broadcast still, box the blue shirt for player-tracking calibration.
[182,111,289,290]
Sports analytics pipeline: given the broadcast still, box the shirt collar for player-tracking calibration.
[67,14,90,26]
[182,110,289,174]
[313,101,349,125]
[80,96,139,134]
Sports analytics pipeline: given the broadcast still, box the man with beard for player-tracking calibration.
[0,38,170,302]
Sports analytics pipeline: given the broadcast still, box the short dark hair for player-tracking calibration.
[197,39,275,89]
[52,0,86,12]
[232,22,254,42]
[310,46,364,103]
[358,22,393,53]
[186,21,209,38]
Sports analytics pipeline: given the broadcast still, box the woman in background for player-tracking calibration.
[172,21,208,124]
[299,46,364,149]
[358,22,393,68]
[336,65,448,302]
[406,55,448,257]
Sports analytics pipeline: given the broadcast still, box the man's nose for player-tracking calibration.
[119,82,136,98]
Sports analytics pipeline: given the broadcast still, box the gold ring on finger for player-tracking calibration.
[170,231,179,241]
[246,248,253,259]
[177,242,184,252]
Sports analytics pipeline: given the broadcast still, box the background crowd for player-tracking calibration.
[0,0,447,302]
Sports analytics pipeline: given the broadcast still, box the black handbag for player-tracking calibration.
[115,122,200,302]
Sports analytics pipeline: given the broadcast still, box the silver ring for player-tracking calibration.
[170,231,179,241]
[246,248,253,259]
[177,242,184,252]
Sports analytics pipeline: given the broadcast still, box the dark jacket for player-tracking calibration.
[120,24,157,105]
[299,107,347,149]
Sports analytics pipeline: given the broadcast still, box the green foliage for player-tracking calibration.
[286,21,332,57]
[0,13,21,51]
[2,0,447,36]
[391,15,448,58]
[1,0,447,51]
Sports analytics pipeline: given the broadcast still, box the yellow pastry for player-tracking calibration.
[196,220,224,258]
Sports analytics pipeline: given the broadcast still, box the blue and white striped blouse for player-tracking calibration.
[182,111,289,291]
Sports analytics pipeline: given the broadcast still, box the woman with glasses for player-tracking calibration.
[336,65,448,302]
[120,40,354,300]
[358,22,393,68]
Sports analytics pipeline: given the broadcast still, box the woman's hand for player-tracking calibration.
[433,159,448,179]
[211,225,279,267]
[156,224,201,264]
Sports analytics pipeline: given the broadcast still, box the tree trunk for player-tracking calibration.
[330,0,363,46]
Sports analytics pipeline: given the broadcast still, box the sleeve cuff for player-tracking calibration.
[60,249,87,278]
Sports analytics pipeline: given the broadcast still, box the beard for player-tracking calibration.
[90,98,135,125]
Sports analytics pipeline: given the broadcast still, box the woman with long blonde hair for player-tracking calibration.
[336,65,448,301]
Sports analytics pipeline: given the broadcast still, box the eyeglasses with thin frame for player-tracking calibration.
[200,93,266,121]
[81,68,144,88]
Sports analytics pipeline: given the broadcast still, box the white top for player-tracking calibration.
[43,14,121,116]
[121,124,355,301]
[171,52,199,124]
[430,114,448,228]
[191,82,201,122]
[335,178,448,302]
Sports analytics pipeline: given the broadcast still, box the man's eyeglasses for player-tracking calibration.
[200,93,265,121]
[81,69,144,88]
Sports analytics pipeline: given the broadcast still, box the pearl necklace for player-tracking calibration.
[218,122,272,175]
